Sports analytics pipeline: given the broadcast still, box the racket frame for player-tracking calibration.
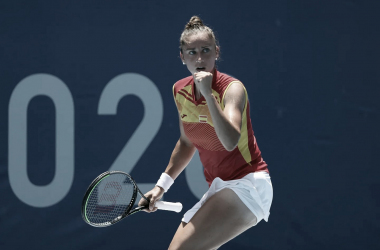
[81,171,148,227]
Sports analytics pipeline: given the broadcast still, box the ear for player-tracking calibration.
[180,51,185,63]
[216,46,220,59]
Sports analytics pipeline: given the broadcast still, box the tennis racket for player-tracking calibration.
[81,171,182,227]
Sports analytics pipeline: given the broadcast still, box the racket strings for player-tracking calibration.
[85,174,135,224]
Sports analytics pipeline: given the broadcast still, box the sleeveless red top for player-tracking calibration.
[173,69,268,186]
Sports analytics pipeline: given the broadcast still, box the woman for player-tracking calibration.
[139,16,273,250]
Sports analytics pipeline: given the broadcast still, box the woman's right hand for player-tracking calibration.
[138,186,165,212]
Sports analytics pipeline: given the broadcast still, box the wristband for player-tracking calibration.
[156,173,174,193]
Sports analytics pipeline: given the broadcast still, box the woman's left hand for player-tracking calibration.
[193,71,213,96]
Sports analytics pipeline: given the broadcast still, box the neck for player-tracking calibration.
[194,86,202,100]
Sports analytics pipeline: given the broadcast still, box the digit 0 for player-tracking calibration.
[8,74,74,207]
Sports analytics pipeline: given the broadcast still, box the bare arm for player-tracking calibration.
[164,114,197,180]
[203,82,246,151]
[139,113,196,211]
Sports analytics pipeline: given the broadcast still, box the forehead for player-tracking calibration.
[183,32,214,48]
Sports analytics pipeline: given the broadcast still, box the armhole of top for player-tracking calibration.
[221,81,248,113]
[172,83,177,103]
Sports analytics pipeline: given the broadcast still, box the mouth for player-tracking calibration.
[196,67,206,71]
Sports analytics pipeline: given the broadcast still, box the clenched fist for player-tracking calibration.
[193,71,213,97]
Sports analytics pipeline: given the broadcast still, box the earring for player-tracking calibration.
[215,58,218,61]
[183,62,186,65]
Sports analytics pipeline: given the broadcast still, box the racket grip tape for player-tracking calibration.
[155,201,183,213]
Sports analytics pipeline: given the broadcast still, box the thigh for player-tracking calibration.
[168,188,257,250]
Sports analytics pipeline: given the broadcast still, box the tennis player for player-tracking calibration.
[139,16,273,250]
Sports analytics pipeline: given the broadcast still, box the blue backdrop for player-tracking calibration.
[1,1,380,249]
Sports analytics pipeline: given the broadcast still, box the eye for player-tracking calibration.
[202,48,210,53]
[188,51,196,55]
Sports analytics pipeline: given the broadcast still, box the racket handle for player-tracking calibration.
[155,201,183,213]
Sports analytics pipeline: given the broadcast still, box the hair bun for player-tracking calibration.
[185,16,204,29]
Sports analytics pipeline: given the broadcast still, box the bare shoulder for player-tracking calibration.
[223,82,246,112]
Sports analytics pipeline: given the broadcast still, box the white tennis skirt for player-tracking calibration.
[182,171,273,225]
